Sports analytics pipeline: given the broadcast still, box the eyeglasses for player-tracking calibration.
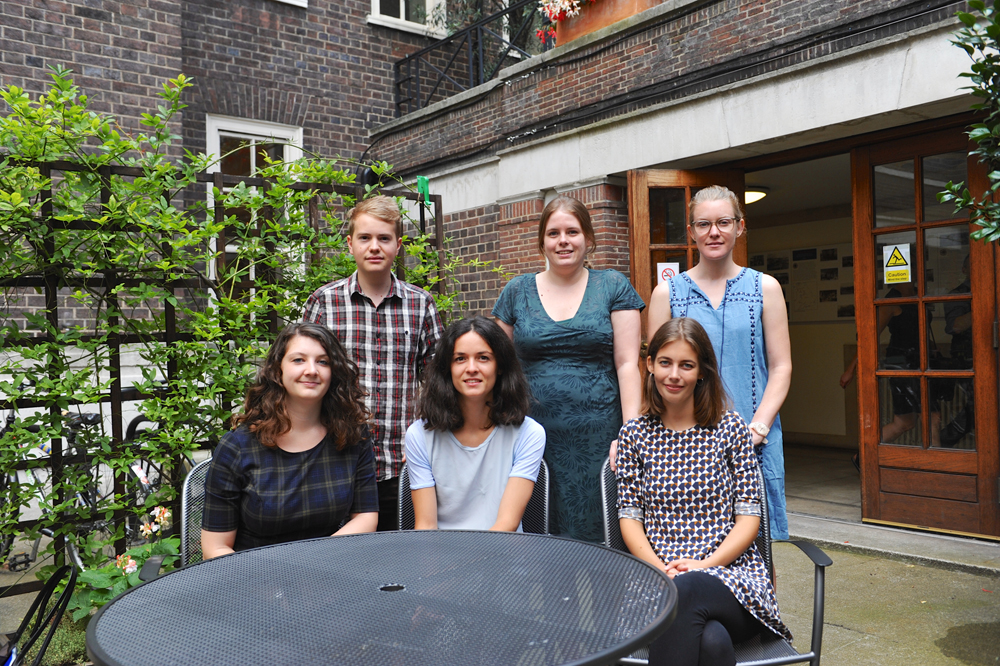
[690,217,738,234]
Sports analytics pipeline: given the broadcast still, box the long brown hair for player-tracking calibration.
[233,323,370,449]
[643,318,729,428]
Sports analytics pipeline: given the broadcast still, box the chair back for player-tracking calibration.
[521,459,549,534]
[6,564,77,666]
[754,464,775,583]
[397,459,550,533]
[600,456,773,581]
[600,457,628,551]
[398,463,415,530]
[181,458,212,566]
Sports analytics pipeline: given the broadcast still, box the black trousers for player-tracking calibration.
[649,571,767,666]
[376,477,399,532]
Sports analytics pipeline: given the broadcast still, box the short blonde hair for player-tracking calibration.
[689,185,744,221]
[347,195,403,238]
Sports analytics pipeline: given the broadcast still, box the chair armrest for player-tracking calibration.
[139,555,166,582]
[788,540,833,568]
[787,540,832,659]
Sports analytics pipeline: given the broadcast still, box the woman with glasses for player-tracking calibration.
[646,186,792,540]
[493,196,644,542]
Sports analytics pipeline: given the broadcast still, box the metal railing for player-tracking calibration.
[395,0,552,116]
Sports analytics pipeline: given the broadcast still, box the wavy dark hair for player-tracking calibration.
[418,316,531,432]
[233,323,369,449]
[643,318,729,428]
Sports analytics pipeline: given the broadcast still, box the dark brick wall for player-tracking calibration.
[1,0,184,138]
[371,0,961,174]
[1,0,438,162]
[180,0,436,161]
[467,180,629,313]
[443,203,502,319]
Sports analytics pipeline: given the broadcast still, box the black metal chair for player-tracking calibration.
[1,564,77,666]
[398,459,550,533]
[179,457,212,566]
[139,458,211,581]
[600,457,832,666]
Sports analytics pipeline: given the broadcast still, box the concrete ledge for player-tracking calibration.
[789,512,1000,578]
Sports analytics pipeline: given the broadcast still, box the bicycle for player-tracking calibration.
[0,405,166,574]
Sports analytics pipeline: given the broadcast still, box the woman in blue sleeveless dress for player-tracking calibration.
[493,196,644,542]
[646,186,792,540]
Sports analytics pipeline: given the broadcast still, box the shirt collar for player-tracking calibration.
[348,271,401,302]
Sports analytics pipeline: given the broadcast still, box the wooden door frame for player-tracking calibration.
[627,170,745,322]
[852,131,999,537]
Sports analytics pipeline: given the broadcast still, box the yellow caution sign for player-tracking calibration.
[886,247,907,267]
[883,244,910,284]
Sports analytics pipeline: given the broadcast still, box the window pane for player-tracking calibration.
[381,0,401,19]
[220,137,252,177]
[878,376,921,446]
[923,226,970,296]
[875,231,916,298]
[922,152,967,222]
[405,0,426,24]
[927,302,973,370]
[649,189,687,245]
[931,377,975,450]
[874,160,915,227]
[878,303,920,370]
[256,143,284,169]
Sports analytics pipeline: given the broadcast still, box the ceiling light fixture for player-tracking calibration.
[745,187,769,204]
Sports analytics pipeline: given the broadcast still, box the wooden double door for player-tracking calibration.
[628,127,999,538]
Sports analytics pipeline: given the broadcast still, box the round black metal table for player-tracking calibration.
[86,530,676,666]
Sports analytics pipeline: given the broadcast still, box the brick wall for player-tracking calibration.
[179,0,436,160]
[1,0,438,162]
[449,179,629,315]
[1,0,184,141]
[442,203,503,319]
[371,0,960,173]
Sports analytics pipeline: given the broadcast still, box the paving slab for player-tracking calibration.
[774,542,1000,666]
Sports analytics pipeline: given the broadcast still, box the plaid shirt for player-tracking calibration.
[303,272,443,481]
[202,426,378,552]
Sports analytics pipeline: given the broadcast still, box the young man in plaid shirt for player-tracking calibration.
[303,196,443,530]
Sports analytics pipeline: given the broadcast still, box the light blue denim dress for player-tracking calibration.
[668,268,789,540]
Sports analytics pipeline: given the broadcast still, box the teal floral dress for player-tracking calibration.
[493,269,645,542]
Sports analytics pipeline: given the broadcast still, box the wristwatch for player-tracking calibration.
[749,421,769,444]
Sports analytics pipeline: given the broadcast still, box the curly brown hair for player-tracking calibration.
[233,323,370,449]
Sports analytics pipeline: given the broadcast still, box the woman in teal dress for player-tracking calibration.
[493,196,644,542]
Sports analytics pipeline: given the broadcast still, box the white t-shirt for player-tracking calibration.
[404,417,546,530]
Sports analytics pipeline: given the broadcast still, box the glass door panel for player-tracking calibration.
[874,160,916,227]
[649,189,687,245]
[922,152,968,222]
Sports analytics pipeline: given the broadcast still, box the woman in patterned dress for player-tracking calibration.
[616,318,789,666]
[645,185,792,540]
[493,196,644,542]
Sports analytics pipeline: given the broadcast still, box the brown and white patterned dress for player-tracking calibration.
[616,411,790,641]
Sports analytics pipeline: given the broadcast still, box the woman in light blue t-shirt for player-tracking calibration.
[405,317,545,531]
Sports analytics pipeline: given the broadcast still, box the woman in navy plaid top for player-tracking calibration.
[202,323,379,557]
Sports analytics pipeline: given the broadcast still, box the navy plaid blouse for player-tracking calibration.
[203,426,379,551]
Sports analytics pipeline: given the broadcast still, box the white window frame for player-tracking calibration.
[204,115,304,284]
[367,0,447,38]
[272,0,308,7]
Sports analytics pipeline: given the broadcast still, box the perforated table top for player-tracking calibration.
[86,530,676,666]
